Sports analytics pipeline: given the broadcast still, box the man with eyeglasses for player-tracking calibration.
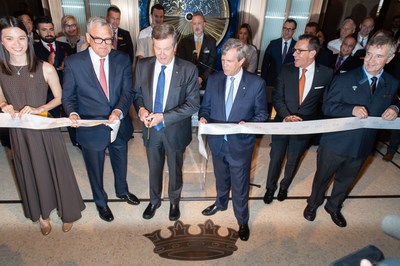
[261,19,297,114]
[304,35,399,228]
[63,16,140,222]
[263,34,333,205]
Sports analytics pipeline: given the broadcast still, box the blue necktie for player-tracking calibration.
[154,65,166,131]
[225,77,235,119]
[224,77,235,141]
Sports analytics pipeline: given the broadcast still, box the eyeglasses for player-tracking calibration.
[65,24,77,28]
[282,27,295,32]
[292,48,311,54]
[89,33,113,45]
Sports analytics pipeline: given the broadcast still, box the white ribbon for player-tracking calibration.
[197,117,400,159]
[0,113,120,142]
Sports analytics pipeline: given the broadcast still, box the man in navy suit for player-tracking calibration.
[106,5,134,63]
[264,34,333,204]
[177,11,217,91]
[63,17,140,222]
[261,19,297,88]
[304,35,399,227]
[328,36,360,75]
[134,23,200,221]
[199,38,268,241]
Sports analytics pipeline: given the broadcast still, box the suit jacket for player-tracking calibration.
[176,34,217,89]
[329,54,360,74]
[320,67,400,158]
[199,70,268,161]
[133,56,200,149]
[261,38,296,87]
[273,63,333,122]
[34,40,73,82]
[62,49,134,150]
[115,27,134,63]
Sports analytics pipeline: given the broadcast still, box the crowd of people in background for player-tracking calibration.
[0,4,399,245]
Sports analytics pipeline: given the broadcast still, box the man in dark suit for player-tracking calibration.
[261,19,297,88]
[176,11,217,91]
[304,35,399,227]
[264,34,333,204]
[329,36,360,75]
[134,23,200,221]
[199,38,268,241]
[107,5,134,63]
[34,16,73,118]
[63,17,140,222]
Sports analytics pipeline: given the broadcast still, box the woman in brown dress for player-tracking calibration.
[0,16,85,235]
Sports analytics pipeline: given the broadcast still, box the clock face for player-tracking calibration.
[151,0,230,45]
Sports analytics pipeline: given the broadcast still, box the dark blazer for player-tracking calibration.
[115,27,134,63]
[199,70,269,161]
[34,40,73,82]
[62,49,134,150]
[261,38,296,87]
[176,34,217,89]
[316,47,333,67]
[273,63,333,122]
[328,54,360,74]
[320,67,400,158]
[133,56,200,149]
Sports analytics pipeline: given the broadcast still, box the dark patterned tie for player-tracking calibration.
[370,76,377,95]
[282,41,288,63]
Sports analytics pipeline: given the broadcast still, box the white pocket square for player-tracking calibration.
[314,86,324,89]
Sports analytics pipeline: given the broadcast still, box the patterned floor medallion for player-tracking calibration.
[144,219,239,260]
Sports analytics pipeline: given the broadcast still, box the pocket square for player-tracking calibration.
[314,86,324,89]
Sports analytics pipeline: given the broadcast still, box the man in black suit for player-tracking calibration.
[264,34,333,204]
[199,38,268,241]
[34,16,73,118]
[355,17,374,48]
[107,5,134,63]
[304,35,399,227]
[63,17,140,222]
[134,24,200,221]
[329,36,360,74]
[177,11,217,91]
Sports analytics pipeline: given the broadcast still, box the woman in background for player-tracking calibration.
[237,23,258,73]
[0,16,85,235]
[56,15,87,53]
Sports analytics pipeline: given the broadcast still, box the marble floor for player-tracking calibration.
[0,128,399,265]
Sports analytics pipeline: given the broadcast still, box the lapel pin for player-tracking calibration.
[352,86,357,91]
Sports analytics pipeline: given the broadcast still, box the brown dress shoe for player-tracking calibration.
[62,223,73,232]
[383,152,394,162]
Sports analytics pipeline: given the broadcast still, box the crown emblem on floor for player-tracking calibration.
[144,219,239,260]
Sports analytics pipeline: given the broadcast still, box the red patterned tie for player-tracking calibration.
[47,43,55,53]
[99,58,108,100]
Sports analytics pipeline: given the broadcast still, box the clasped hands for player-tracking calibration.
[68,109,122,128]
[139,108,163,128]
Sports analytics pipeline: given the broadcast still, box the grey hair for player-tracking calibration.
[221,38,248,61]
[366,35,397,59]
[341,18,356,31]
[152,23,177,46]
[86,16,112,34]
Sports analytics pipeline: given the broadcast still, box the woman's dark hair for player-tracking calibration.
[0,16,37,75]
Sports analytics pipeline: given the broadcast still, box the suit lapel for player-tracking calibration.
[146,58,156,111]
[83,50,109,103]
[108,51,117,104]
[165,58,180,110]
[229,72,248,119]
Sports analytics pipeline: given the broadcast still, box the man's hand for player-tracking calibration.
[198,77,203,88]
[108,109,122,123]
[147,113,164,128]
[381,106,398,121]
[69,113,80,128]
[139,107,151,127]
[352,106,368,119]
[199,117,207,124]
[284,115,303,122]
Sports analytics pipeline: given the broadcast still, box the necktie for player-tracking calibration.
[282,41,288,63]
[225,77,235,119]
[99,58,108,100]
[370,76,377,95]
[299,68,307,104]
[113,30,118,49]
[360,38,364,47]
[196,38,201,58]
[47,43,55,53]
[334,56,343,73]
[154,65,166,131]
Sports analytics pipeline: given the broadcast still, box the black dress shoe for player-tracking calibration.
[169,204,180,221]
[201,204,227,216]
[143,202,161,220]
[277,188,288,201]
[97,205,114,222]
[238,224,250,241]
[303,205,317,221]
[117,192,140,205]
[263,189,275,204]
[324,206,347,227]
